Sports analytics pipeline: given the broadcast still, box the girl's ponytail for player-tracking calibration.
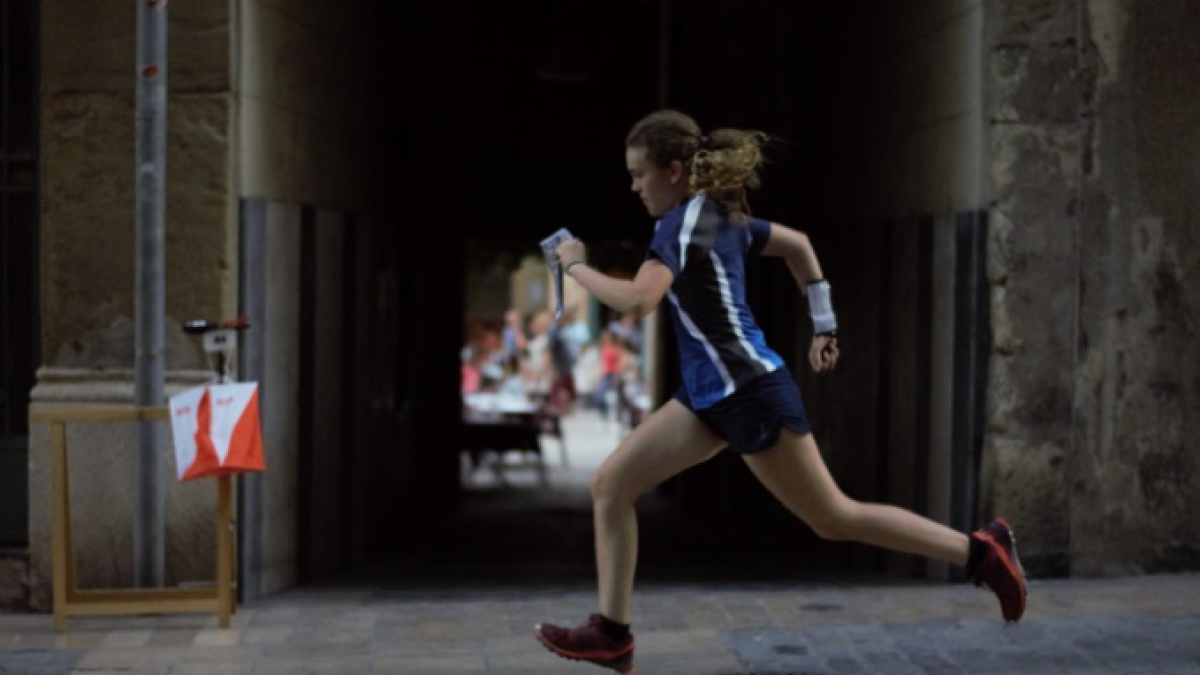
[688,128,769,223]
[626,110,771,223]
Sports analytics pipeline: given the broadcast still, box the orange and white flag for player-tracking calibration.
[170,383,265,481]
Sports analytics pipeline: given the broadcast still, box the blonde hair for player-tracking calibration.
[625,110,769,223]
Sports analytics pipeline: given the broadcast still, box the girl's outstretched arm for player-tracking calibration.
[557,239,674,319]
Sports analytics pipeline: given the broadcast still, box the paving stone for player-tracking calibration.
[0,649,84,675]
[374,654,487,674]
[169,664,253,675]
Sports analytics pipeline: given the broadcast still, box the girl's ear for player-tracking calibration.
[669,159,687,185]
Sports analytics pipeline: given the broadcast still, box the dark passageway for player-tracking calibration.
[274,0,993,594]
[360,1,872,591]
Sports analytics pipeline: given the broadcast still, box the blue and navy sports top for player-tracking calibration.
[647,195,784,410]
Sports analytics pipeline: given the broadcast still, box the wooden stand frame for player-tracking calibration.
[30,405,236,632]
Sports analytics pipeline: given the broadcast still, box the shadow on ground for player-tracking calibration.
[348,458,857,599]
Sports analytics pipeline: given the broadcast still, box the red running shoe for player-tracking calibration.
[534,614,636,674]
[970,517,1028,622]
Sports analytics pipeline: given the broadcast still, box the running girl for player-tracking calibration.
[534,110,1026,674]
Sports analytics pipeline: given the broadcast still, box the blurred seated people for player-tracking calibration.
[498,353,527,397]
[478,328,507,390]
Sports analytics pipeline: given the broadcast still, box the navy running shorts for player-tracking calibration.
[673,367,812,454]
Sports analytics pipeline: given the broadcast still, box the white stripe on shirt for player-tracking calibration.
[677,196,705,271]
[667,289,735,397]
[709,250,778,374]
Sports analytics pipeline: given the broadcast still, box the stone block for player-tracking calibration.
[991,44,1086,124]
[985,439,1070,575]
[40,89,233,370]
[0,555,29,609]
[166,93,236,324]
[985,201,1076,442]
[41,2,133,93]
[989,123,1081,199]
[988,0,1077,45]
[42,0,231,94]
[40,92,137,360]
[170,4,234,93]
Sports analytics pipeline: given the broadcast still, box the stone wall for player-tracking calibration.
[1071,0,1200,573]
[984,0,1200,575]
[982,0,1083,575]
[40,2,234,369]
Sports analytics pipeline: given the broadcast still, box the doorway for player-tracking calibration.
[0,0,39,547]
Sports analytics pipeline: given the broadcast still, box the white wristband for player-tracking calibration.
[807,280,837,335]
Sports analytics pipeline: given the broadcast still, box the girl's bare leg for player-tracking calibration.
[592,400,726,622]
[742,429,969,566]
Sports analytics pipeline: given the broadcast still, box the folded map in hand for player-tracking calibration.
[539,228,574,322]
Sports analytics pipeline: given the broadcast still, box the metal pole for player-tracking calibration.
[134,0,167,587]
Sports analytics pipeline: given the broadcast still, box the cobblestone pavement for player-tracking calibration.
[3,411,1198,674]
[1,573,1198,674]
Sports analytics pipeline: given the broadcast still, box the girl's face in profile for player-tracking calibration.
[625,145,688,218]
